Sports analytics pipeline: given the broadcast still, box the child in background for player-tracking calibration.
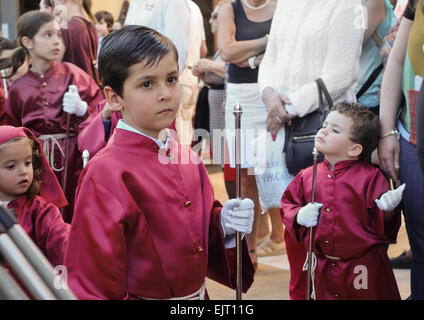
[281,102,404,299]
[94,10,114,64]
[0,126,69,267]
[65,26,255,300]
[0,11,104,223]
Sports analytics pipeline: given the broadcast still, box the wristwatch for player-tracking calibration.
[248,56,256,69]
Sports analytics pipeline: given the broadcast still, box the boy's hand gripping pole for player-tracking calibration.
[234,102,243,300]
[306,147,319,300]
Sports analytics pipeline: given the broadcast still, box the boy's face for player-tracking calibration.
[0,138,33,201]
[95,18,110,38]
[315,111,362,162]
[109,51,180,139]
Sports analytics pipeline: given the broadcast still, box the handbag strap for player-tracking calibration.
[356,63,384,100]
[315,78,333,113]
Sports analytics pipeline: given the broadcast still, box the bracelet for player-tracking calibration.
[380,129,400,139]
[248,56,256,69]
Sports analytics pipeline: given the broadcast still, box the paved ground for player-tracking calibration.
[205,164,411,300]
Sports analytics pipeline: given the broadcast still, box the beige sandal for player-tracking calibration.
[256,239,285,257]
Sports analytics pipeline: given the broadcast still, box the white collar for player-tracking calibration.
[117,119,171,149]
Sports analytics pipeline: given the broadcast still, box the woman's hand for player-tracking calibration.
[263,87,294,138]
[378,135,400,181]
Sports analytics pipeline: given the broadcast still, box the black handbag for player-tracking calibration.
[283,78,333,175]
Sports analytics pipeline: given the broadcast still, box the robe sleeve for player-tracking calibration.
[3,84,23,126]
[281,170,308,242]
[78,110,108,155]
[365,168,401,243]
[64,177,129,300]
[67,63,104,123]
[196,163,254,292]
[0,87,6,125]
[33,201,70,267]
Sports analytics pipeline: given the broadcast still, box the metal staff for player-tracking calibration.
[234,102,243,300]
[0,206,77,300]
[62,85,77,197]
[306,147,319,300]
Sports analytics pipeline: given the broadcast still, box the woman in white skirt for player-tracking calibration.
[218,0,277,266]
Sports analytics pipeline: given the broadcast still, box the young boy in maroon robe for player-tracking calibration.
[281,102,404,300]
[64,26,256,300]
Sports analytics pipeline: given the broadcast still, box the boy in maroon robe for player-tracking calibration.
[281,102,404,300]
[64,26,256,300]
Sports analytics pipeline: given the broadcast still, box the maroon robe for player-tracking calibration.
[4,61,104,223]
[64,128,255,300]
[0,86,6,125]
[61,17,98,81]
[8,196,69,267]
[281,159,401,300]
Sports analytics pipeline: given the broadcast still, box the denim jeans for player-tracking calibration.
[399,136,424,299]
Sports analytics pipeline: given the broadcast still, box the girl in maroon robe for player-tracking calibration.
[281,103,403,300]
[52,0,100,85]
[0,11,104,223]
[0,126,69,267]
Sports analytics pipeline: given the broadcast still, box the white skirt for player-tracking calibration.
[224,82,268,168]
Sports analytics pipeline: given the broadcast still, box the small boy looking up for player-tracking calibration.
[281,102,404,300]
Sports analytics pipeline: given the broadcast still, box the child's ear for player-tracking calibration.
[103,86,124,112]
[21,36,32,50]
[348,143,363,158]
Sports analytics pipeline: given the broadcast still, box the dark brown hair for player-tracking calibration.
[82,0,96,24]
[95,10,114,30]
[330,102,380,161]
[0,11,54,79]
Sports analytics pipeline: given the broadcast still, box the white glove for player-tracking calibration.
[221,198,254,248]
[296,202,323,227]
[375,183,405,211]
[63,85,88,116]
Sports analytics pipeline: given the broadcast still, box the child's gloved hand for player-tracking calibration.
[221,198,254,237]
[63,85,88,117]
[296,202,323,227]
[375,183,406,212]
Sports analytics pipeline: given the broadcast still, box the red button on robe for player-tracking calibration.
[3,61,104,223]
[281,159,401,300]
[64,128,255,300]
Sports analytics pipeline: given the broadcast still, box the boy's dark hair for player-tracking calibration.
[98,25,179,97]
[94,10,114,30]
[331,102,380,161]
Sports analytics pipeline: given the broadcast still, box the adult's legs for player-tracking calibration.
[399,136,424,299]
